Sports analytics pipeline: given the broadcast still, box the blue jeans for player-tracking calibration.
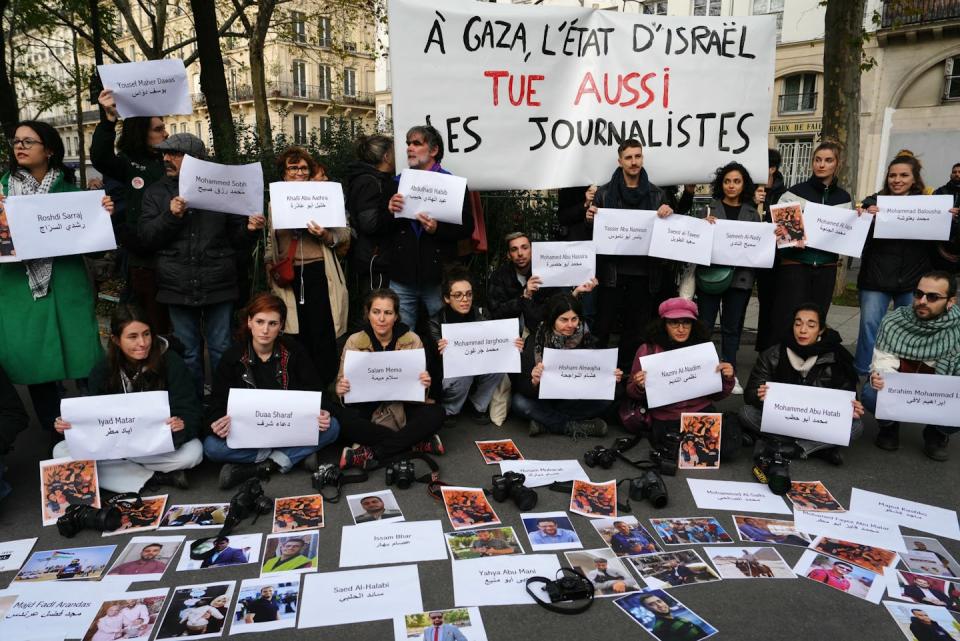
[696,286,752,368]
[202,418,341,472]
[854,289,913,375]
[442,373,504,415]
[168,301,234,397]
[511,393,612,433]
[389,280,442,330]
[860,380,958,436]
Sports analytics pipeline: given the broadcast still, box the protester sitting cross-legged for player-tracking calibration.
[740,303,864,465]
[428,265,523,425]
[624,298,740,461]
[864,270,960,461]
[510,293,623,438]
[204,293,341,489]
[53,305,203,493]
[336,288,445,471]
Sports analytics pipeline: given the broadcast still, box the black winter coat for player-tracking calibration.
[344,160,396,283]
[486,261,548,334]
[858,192,933,293]
[511,330,600,399]
[0,364,27,455]
[138,176,252,306]
[744,343,858,409]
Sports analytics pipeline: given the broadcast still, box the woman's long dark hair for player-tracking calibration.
[117,117,162,160]
[881,155,926,196]
[8,120,76,184]
[710,162,756,203]
[106,305,165,392]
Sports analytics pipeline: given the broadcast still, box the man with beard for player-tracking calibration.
[638,593,710,641]
[866,271,959,460]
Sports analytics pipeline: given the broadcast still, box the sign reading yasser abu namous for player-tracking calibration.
[389,0,776,189]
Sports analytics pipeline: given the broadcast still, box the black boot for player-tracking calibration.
[922,426,950,462]
[219,460,279,490]
[874,421,900,451]
[143,470,189,492]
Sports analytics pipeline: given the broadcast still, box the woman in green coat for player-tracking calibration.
[0,120,113,439]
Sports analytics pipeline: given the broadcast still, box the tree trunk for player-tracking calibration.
[0,0,20,135]
[72,29,86,187]
[821,0,865,297]
[249,0,279,172]
[189,0,237,162]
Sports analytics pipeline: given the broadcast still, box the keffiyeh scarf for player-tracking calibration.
[8,168,60,298]
[874,305,960,375]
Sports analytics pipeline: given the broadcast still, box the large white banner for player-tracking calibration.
[389,0,776,190]
[179,155,264,216]
[4,191,116,260]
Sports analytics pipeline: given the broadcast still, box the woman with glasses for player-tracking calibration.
[92,89,170,333]
[265,146,349,386]
[0,121,114,442]
[853,155,960,375]
[623,298,739,460]
[428,265,523,424]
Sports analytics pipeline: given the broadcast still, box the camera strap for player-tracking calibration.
[320,470,369,504]
[525,569,595,615]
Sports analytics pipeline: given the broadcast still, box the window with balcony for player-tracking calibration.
[292,61,307,98]
[291,11,306,43]
[777,138,814,188]
[319,65,332,100]
[642,1,667,14]
[780,73,817,114]
[692,0,721,16]
[946,56,960,101]
[318,16,332,48]
[344,68,357,98]
[294,115,308,144]
[753,0,784,42]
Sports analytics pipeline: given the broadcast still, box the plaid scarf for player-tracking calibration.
[533,321,587,363]
[8,168,60,298]
[874,305,960,375]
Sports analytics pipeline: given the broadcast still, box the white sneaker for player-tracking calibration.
[732,377,743,395]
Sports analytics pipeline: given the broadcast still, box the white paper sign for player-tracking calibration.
[0,583,114,641]
[98,59,192,117]
[498,459,589,488]
[593,209,657,255]
[687,479,791,514]
[531,241,596,287]
[179,154,264,216]
[61,391,174,460]
[710,219,776,268]
[803,202,873,258]
[226,388,323,449]
[639,342,722,409]
[793,510,906,552]
[761,383,855,446]
[268,181,347,229]
[441,319,521,377]
[389,0,776,190]
[0,538,36,573]
[452,554,562,607]
[396,169,467,224]
[648,213,715,265]
[875,371,960,428]
[4,191,116,260]
[874,195,953,240]
[849,488,960,541]
[539,348,618,400]
[339,520,447,567]
[299,565,423,628]
[342,349,426,403]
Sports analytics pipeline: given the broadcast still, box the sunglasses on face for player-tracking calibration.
[913,289,948,303]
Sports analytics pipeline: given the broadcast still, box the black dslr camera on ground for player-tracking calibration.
[649,431,681,476]
[583,445,617,469]
[490,471,538,511]
[526,568,596,614]
[629,470,668,508]
[311,463,342,492]
[385,460,417,489]
[752,437,800,495]
[57,503,122,538]
[220,478,273,536]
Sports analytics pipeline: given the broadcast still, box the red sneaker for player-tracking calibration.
[412,435,445,456]
[340,445,377,470]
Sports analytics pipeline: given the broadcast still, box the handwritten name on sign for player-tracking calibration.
[593,208,657,255]
[396,169,468,224]
[648,213,715,265]
[539,347,618,400]
[874,195,953,241]
[179,155,264,217]
[60,391,174,461]
[98,58,192,118]
[760,383,854,446]
[268,181,347,229]
[4,190,117,260]
[875,371,960,428]
[389,0,776,189]
[226,388,324,449]
[531,241,596,287]
[441,318,521,377]
[639,341,722,408]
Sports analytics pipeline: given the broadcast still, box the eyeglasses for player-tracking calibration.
[665,318,693,327]
[449,291,474,300]
[8,137,41,149]
[913,289,947,303]
[285,165,311,174]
